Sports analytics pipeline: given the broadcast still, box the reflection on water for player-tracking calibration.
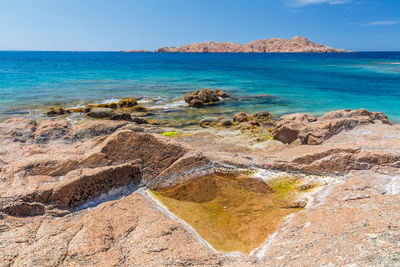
[151,173,307,253]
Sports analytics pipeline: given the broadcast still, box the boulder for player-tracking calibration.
[255,111,271,119]
[45,107,71,116]
[131,117,148,124]
[272,109,391,145]
[200,116,232,128]
[189,99,204,108]
[233,112,249,123]
[49,161,142,208]
[87,108,114,119]
[184,88,229,108]
[98,131,186,181]
[110,113,132,121]
[117,98,138,108]
[200,117,220,128]
[214,89,230,98]
[219,118,233,127]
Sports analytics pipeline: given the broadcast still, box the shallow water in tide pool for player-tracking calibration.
[151,173,306,253]
[1,51,400,122]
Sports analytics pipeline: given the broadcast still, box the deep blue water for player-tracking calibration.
[1,51,400,122]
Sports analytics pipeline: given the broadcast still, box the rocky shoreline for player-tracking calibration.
[0,90,399,266]
[121,36,348,53]
[123,36,347,53]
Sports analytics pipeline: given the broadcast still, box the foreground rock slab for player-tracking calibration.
[0,111,400,266]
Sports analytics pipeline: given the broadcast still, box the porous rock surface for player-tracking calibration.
[184,88,230,107]
[272,108,391,145]
[1,109,400,266]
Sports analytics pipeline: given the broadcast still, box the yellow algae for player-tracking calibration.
[161,131,191,138]
[151,173,304,253]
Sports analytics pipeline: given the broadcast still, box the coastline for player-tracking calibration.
[2,51,400,123]
[1,101,399,265]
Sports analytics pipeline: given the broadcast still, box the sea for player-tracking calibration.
[1,51,400,124]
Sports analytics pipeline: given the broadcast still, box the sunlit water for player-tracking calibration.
[1,51,400,122]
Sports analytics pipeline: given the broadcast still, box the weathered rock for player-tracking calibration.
[219,118,233,127]
[84,104,95,113]
[200,116,232,128]
[93,102,118,109]
[156,36,347,53]
[233,112,249,123]
[34,120,71,144]
[0,118,37,142]
[184,88,229,108]
[1,114,400,266]
[87,108,114,119]
[131,117,148,124]
[45,107,71,116]
[71,121,128,140]
[189,99,204,107]
[98,131,185,181]
[272,109,390,145]
[214,89,230,98]
[49,161,142,208]
[200,117,220,128]
[117,98,138,108]
[2,202,45,217]
[110,113,132,121]
[255,111,271,119]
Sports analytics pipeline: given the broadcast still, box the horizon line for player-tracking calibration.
[1,50,400,53]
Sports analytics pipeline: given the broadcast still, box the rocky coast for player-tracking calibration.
[124,36,346,53]
[0,90,399,266]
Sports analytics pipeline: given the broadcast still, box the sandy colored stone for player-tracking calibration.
[1,112,400,266]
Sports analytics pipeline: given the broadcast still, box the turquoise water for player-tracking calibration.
[1,51,400,122]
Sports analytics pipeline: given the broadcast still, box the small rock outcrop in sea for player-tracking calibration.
[44,98,150,123]
[184,88,230,107]
[154,36,346,53]
[45,107,71,116]
[272,108,391,145]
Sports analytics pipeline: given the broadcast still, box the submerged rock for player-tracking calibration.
[87,108,114,119]
[233,112,249,123]
[45,107,71,116]
[200,116,233,128]
[110,113,132,121]
[131,117,148,124]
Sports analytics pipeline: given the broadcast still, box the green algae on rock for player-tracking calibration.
[150,173,309,253]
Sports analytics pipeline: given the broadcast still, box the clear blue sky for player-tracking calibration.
[0,0,399,51]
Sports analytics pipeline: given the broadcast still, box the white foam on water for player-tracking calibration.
[151,99,187,110]
[96,98,121,104]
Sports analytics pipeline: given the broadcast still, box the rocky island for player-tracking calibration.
[123,36,346,53]
[0,89,398,266]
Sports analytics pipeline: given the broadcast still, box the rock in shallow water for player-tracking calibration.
[87,107,114,118]
[184,88,230,107]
